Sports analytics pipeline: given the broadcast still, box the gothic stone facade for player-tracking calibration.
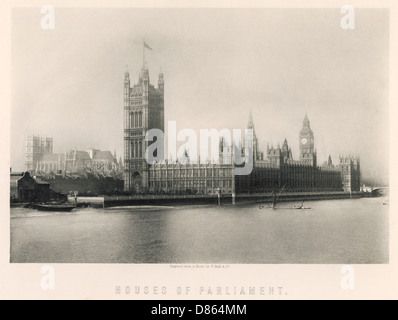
[25,136,121,175]
[123,66,164,192]
[123,65,360,194]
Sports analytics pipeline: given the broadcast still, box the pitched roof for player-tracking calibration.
[35,178,50,185]
[74,151,91,161]
[92,151,115,162]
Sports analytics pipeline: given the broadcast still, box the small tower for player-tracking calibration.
[219,136,233,165]
[141,65,150,97]
[281,138,292,163]
[124,71,130,100]
[158,69,164,95]
[327,155,333,167]
[247,110,259,163]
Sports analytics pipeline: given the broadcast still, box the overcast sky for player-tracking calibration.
[11,8,389,184]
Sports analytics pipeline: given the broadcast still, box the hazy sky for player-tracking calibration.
[11,8,389,184]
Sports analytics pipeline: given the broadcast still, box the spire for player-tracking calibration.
[124,70,130,84]
[158,68,164,93]
[282,138,289,152]
[247,110,254,129]
[303,112,310,127]
[248,110,253,126]
[328,155,333,166]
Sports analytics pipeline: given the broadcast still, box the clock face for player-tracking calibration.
[301,138,307,145]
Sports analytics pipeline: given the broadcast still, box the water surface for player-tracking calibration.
[10,198,389,263]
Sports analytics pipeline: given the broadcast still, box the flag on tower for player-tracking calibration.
[144,41,153,50]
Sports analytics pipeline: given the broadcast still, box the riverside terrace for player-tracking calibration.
[69,191,363,208]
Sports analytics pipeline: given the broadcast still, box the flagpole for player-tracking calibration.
[143,39,145,68]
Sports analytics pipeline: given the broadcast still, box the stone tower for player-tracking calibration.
[123,64,164,193]
[299,113,316,166]
[25,135,53,173]
[247,110,262,162]
[339,156,361,192]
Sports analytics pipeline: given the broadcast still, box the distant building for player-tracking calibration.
[235,114,342,193]
[25,138,121,175]
[339,156,361,192]
[122,61,360,194]
[24,138,123,195]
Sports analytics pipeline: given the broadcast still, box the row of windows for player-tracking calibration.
[130,111,143,128]
[237,172,342,191]
[124,160,146,169]
[149,180,232,189]
[130,99,143,106]
[124,131,143,137]
[149,169,233,178]
[248,171,340,180]
[130,141,143,159]
[237,180,341,191]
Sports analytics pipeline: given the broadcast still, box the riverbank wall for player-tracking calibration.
[68,191,363,208]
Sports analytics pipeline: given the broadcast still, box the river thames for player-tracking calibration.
[10,198,388,264]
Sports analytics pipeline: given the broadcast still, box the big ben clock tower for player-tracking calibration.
[299,113,316,166]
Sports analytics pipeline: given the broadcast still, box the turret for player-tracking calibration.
[158,69,164,95]
[124,71,130,88]
[282,138,289,152]
[141,65,150,96]
[327,155,333,166]
[124,71,130,108]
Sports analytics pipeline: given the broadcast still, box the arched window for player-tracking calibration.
[131,112,135,128]
[131,141,135,158]
[139,140,142,158]
[135,141,138,159]
[139,112,142,127]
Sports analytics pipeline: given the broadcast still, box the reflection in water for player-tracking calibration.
[10,198,388,264]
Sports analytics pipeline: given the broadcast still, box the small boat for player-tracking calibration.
[293,205,311,210]
[259,187,312,210]
[293,201,311,210]
[35,203,75,212]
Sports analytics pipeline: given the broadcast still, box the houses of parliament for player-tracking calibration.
[123,61,361,195]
